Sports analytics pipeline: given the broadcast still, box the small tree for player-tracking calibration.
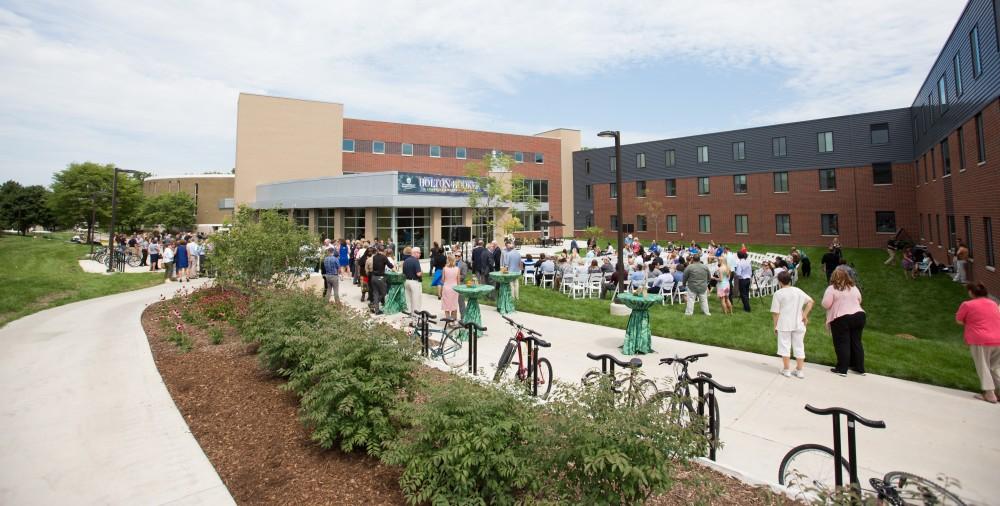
[465,153,537,241]
[210,206,317,289]
[641,200,664,241]
[501,215,524,236]
[141,192,197,231]
[583,226,604,245]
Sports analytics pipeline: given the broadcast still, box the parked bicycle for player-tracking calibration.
[581,352,657,407]
[778,404,965,505]
[402,310,466,368]
[648,353,736,461]
[493,315,552,398]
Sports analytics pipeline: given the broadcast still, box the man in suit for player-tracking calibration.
[477,242,493,286]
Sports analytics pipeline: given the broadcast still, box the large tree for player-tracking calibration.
[141,192,197,231]
[464,153,537,241]
[0,181,55,235]
[48,162,144,240]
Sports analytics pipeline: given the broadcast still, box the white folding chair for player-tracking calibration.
[587,273,603,298]
[571,276,588,299]
[523,265,536,285]
[540,272,555,289]
[659,279,675,304]
[561,274,576,295]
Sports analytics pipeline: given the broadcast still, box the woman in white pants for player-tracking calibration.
[770,270,814,378]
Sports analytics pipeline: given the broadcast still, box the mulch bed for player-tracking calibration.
[142,298,797,505]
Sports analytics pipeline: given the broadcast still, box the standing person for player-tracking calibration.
[503,241,522,300]
[453,246,470,319]
[358,248,371,302]
[368,246,392,314]
[162,241,175,281]
[822,269,866,376]
[733,251,753,312]
[477,242,494,286]
[771,271,814,378]
[682,255,711,316]
[174,239,189,282]
[953,240,969,283]
[799,249,811,278]
[821,246,839,282]
[431,246,447,299]
[403,247,423,313]
[339,239,350,275]
[148,238,160,271]
[956,282,1000,403]
[440,255,460,320]
[714,257,733,315]
[321,247,341,304]
[186,238,200,279]
[139,235,149,267]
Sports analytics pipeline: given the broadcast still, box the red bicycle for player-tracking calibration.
[493,315,553,398]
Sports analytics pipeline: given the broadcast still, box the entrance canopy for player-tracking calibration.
[252,171,478,209]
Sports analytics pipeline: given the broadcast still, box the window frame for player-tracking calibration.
[697,176,710,196]
[732,141,746,161]
[513,151,524,163]
[772,136,787,157]
[534,152,544,164]
[585,184,592,200]
[953,53,964,97]
[636,215,648,232]
[941,138,951,176]
[775,214,791,235]
[636,180,647,198]
[937,75,948,115]
[876,211,897,234]
[957,127,966,171]
[610,182,618,199]
[773,171,789,193]
[819,168,837,191]
[872,162,893,185]
[735,214,749,235]
[733,174,748,194]
[429,145,441,158]
[584,158,590,174]
[610,155,617,174]
[965,216,974,258]
[664,149,676,168]
[985,217,995,268]
[818,131,834,153]
[342,138,355,153]
[455,146,467,159]
[870,123,890,145]
[372,140,386,154]
[401,143,414,156]
[610,215,619,232]
[970,25,982,78]
[698,214,711,234]
[697,145,709,164]
[665,178,677,197]
[636,152,646,169]
[821,214,839,236]
[666,215,678,233]
[975,113,986,163]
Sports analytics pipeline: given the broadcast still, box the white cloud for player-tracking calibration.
[0,0,966,183]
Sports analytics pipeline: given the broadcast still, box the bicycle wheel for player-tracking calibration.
[580,370,603,386]
[627,379,659,407]
[440,327,468,368]
[493,341,516,382]
[778,443,850,494]
[530,357,553,399]
[882,471,966,506]
[707,394,721,452]
[127,253,141,267]
[646,390,695,425]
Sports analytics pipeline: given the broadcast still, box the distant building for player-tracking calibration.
[142,174,234,233]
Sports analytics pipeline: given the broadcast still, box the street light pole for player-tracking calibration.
[106,167,139,273]
[598,130,625,293]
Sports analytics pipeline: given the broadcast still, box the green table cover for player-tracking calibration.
[616,292,662,355]
[489,271,521,315]
[452,284,494,341]
[383,271,408,315]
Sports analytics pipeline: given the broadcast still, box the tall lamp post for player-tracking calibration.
[106,167,140,272]
[598,130,624,293]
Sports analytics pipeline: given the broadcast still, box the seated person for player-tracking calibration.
[601,268,626,299]
[600,257,615,274]
[671,266,685,286]
[649,270,673,294]
[535,254,555,284]
[628,263,647,289]
[587,259,602,274]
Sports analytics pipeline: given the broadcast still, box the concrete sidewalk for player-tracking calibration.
[326,276,998,504]
[0,280,234,505]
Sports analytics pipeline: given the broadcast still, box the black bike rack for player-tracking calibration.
[803,404,886,494]
[404,310,437,358]
[464,321,486,375]
[690,372,736,461]
[524,335,551,397]
[586,352,642,376]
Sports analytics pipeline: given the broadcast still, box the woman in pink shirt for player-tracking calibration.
[822,269,866,377]
[956,282,1000,403]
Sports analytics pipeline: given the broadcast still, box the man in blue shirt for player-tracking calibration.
[502,242,522,299]
[649,240,661,255]
[321,246,341,304]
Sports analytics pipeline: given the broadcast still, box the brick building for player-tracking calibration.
[142,174,234,233]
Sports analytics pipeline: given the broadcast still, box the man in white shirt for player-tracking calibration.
[770,271,814,378]
[187,239,200,278]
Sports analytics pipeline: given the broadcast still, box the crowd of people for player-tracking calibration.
[108,232,207,282]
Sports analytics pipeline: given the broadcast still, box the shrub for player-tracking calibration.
[384,379,542,505]
[209,206,318,289]
[238,288,329,345]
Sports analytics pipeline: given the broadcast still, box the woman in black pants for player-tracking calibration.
[822,269,867,376]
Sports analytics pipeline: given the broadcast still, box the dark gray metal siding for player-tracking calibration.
[911,0,1000,155]
[572,108,913,222]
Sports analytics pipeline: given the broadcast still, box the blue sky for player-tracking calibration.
[0,0,968,185]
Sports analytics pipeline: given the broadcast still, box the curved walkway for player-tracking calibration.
[0,281,234,505]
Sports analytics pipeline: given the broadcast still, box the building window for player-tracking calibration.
[929,214,935,243]
[343,139,355,152]
[610,156,617,174]
[772,136,787,157]
[697,145,709,163]
[666,215,678,233]
[928,92,935,124]
[941,139,951,176]
[938,75,949,115]
[610,183,617,199]
[665,178,677,196]
[514,151,524,163]
[920,212,925,239]
[775,214,791,235]
[873,162,893,184]
[585,184,592,200]
[733,174,748,194]
[876,211,897,233]
[343,208,365,240]
[931,147,936,178]
[610,215,619,232]
[819,168,837,190]
[957,127,966,170]
[965,216,974,258]
[821,214,839,236]
[975,113,986,163]
[870,123,889,145]
[733,141,746,160]
[948,215,957,249]
[429,145,441,158]
[697,177,710,195]
[518,179,549,203]
[665,149,676,167]
[818,131,834,153]
[534,152,544,164]
[317,208,335,240]
[441,208,464,243]
[735,215,748,234]
[636,152,646,169]
[636,215,648,232]
[971,26,982,78]
[584,158,590,174]
[698,215,711,234]
[985,217,995,267]
[456,147,467,159]
[953,54,964,97]
[372,141,386,154]
[472,209,491,241]
[395,208,430,252]
[773,171,789,192]
[514,211,550,232]
[376,208,393,243]
[401,143,414,156]
[292,209,310,228]
[636,180,647,197]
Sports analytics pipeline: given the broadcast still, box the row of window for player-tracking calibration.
[919,213,996,268]
[589,125,894,174]
[914,112,988,184]
[342,138,545,164]
[588,165,893,200]
[608,212,897,235]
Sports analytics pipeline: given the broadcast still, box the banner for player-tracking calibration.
[397,172,482,196]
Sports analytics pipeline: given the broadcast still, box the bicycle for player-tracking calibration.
[401,310,467,368]
[648,353,736,461]
[581,352,658,407]
[778,404,965,505]
[493,315,553,398]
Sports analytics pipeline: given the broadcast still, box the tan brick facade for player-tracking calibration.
[143,175,234,231]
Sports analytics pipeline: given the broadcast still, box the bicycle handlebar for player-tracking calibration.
[658,352,709,365]
[691,374,736,393]
[586,352,642,369]
[501,315,541,336]
[804,404,886,429]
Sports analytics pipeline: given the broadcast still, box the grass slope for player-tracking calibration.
[0,233,164,327]
[422,244,977,391]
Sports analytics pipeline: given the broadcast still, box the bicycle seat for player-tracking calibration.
[804,404,886,428]
[586,353,641,369]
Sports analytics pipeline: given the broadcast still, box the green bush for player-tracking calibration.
[209,206,318,289]
[384,378,542,505]
[238,288,329,345]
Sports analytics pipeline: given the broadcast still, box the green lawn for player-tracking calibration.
[0,233,164,327]
[424,245,978,391]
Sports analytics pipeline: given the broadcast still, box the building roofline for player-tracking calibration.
[344,117,569,143]
[238,92,344,107]
[145,174,235,182]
